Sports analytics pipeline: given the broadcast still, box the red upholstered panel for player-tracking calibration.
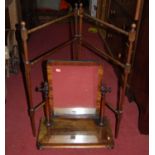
[51,65,99,108]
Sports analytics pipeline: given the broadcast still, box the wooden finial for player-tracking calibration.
[129,23,136,42]
[79,3,84,15]
[74,3,78,16]
[21,21,28,40]
[21,21,26,30]
[75,3,78,9]
[80,3,83,8]
[131,23,136,30]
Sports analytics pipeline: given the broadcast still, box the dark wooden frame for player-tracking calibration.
[46,60,103,118]
[37,60,114,149]
[20,1,142,138]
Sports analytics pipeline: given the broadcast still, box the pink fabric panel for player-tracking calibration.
[51,65,99,108]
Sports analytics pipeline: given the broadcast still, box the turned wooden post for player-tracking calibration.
[73,3,79,60]
[44,83,51,127]
[99,85,111,126]
[21,21,36,136]
[78,3,84,59]
[132,0,144,65]
[99,87,106,126]
[115,24,136,138]
[135,0,143,21]
[74,3,78,37]
[79,3,83,38]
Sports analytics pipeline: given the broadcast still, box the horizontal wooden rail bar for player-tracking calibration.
[82,39,126,69]
[34,102,45,112]
[105,102,117,114]
[28,13,74,34]
[30,38,77,65]
[84,13,129,36]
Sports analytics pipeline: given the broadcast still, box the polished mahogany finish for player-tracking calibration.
[36,60,114,148]
[37,117,114,149]
[20,2,141,148]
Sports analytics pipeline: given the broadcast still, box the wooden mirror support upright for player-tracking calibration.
[20,0,142,148]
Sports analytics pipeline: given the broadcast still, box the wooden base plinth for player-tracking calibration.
[37,117,114,149]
